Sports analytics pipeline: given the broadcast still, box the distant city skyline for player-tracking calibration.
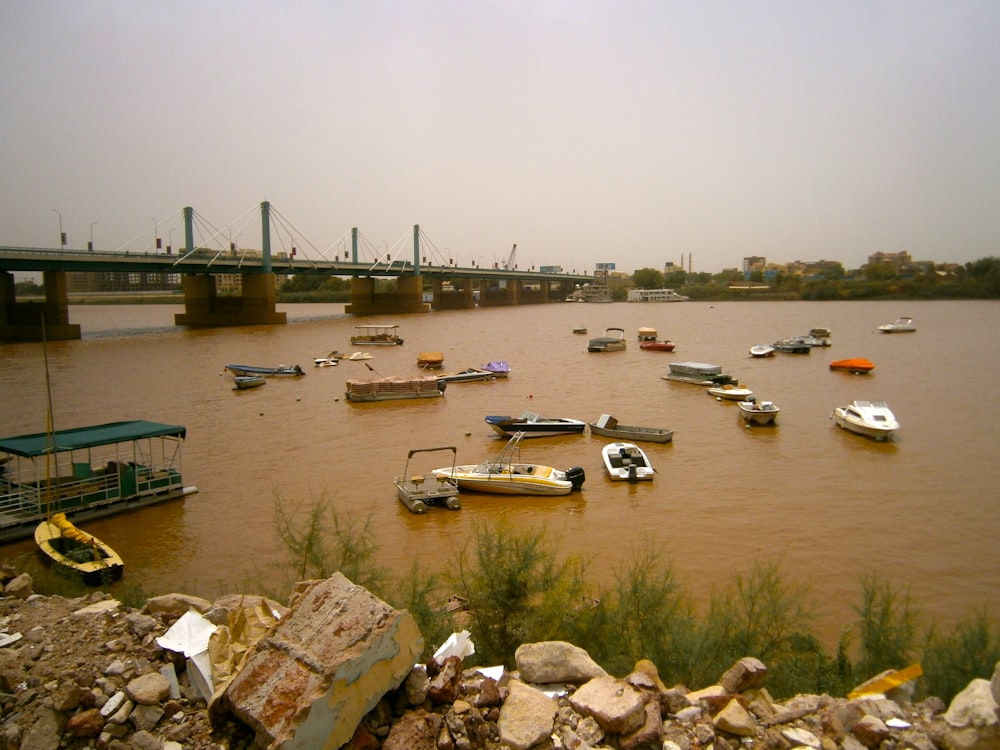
[3,3,998,276]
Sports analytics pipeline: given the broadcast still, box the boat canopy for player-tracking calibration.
[0,420,187,458]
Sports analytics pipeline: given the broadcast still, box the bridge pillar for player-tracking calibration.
[345,276,429,315]
[0,270,81,341]
[429,278,476,310]
[174,273,287,327]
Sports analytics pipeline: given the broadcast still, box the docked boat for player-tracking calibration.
[479,361,511,378]
[626,288,690,302]
[830,358,875,374]
[806,327,832,346]
[344,376,446,402]
[737,397,780,425]
[232,375,266,390]
[601,442,655,482]
[417,351,445,369]
[749,344,776,358]
[878,317,916,333]
[832,400,900,441]
[436,368,496,384]
[34,512,124,584]
[662,362,738,386]
[485,412,586,438]
[431,432,585,496]
[773,338,811,354]
[587,414,673,444]
[0,420,197,544]
[566,284,613,303]
[395,446,460,513]
[587,327,627,352]
[350,324,404,346]
[225,363,305,377]
[708,385,754,401]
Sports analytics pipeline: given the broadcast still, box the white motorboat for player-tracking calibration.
[395,446,461,513]
[587,327,627,352]
[737,398,780,425]
[485,412,586,438]
[878,317,916,333]
[832,400,900,441]
[431,432,585,496]
[749,344,775,358]
[708,385,754,401]
[601,442,655,482]
[436,368,496,384]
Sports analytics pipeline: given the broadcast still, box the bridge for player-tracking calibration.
[0,202,595,340]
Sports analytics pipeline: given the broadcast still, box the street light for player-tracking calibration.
[51,208,65,247]
[150,218,160,251]
[89,222,98,251]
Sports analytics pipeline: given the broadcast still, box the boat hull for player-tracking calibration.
[225,364,304,377]
[345,377,446,402]
[435,467,576,496]
[34,515,124,585]
[737,401,780,425]
[233,376,266,390]
[664,362,737,386]
[639,341,676,352]
[601,442,655,482]
[708,387,754,401]
[830,359,875,374]
[485,416,586,438]
[588,423,673,443]
[833,401,899,441]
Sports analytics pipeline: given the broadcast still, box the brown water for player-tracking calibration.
[1,300,997,644]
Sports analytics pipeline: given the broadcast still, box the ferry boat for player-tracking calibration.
[662,362,738,386]
[344,375,445,402]
[627,288,690,302]
[350,324,404,346]
[0,420,197,544]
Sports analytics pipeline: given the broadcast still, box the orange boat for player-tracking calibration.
[829,358,875,374]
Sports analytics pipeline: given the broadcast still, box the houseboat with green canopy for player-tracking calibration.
[0,420,197,544]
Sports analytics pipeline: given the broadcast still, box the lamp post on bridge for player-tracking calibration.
[51,208,65,248]
[89,222,98,251]
[149,218,160,252]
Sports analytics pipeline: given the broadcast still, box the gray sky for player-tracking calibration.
[2,1,998,274]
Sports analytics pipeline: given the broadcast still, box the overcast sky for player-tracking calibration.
[2,1,998,274]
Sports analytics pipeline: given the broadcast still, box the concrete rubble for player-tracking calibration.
[1,565,998,749]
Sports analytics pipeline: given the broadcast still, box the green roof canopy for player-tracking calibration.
[0,420,187,458]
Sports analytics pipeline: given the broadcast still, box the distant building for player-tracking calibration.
[866,251,913,271]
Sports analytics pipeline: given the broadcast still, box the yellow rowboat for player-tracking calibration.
[34,513,123,585]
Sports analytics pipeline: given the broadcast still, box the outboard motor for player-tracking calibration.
[565,466,586,490]
[627,464,638,484]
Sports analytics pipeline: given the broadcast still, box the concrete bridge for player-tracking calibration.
[0,203,593,340]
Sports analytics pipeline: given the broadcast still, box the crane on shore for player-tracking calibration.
[500,243,517,270]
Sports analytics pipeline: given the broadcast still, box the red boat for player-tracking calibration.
[640,340,676,352]
[829,358,875,374]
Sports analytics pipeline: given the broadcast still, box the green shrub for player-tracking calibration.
[921,607,1000,702]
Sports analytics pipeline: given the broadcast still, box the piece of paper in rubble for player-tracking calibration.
[156,609,218,657]
[433,630,475,662]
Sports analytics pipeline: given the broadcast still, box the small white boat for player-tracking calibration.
[436,368,495,384]
[601,442,655,482]
[737,398,780,425]
[749,344,775,358]
[232,375,266,390]
[485,412,586,438]
[394,446,460,514]
[350,324,404,345]
[432,432,585,496]
[313,353,340,367]
[34,513,124,585]
[346,351,374,361]
[878,317,916,333]
[587,327,627,352]
[225,363,305,377]
[708,385,754,401]
[588,414,673,444]
[832,400,900,441]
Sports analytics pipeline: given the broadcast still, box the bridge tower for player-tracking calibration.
[174,203,287,328]
[345,224,428,315]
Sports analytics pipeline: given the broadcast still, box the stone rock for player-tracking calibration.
[621,699,664,750]
[514,640,607,684]
[497,679,558,750]
[569,675,646,735]
[65,707,104,738]
[126,672,171,705]
[935,678,1000,750]
[402,666,429,706]
[822,700,865,738]
[427,655,463,704]
[4,572,33,599]
[20,708,64,750]
[627,659,668,693]
[782,726,822,748]
[143,593,213,617]
[714,698,757,736]
[851,714,890,748]
[224,573,424,750]
[381,708,442,750]
[718,656,768,693]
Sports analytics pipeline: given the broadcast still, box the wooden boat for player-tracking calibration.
[432,432,585,496]
[35,512,124,584]
[394,446,460,513]
[417,351,445,369]
[588,414,673,444]
[479,361,511,378]
[345,376,446,402]
[773,338,811,354]
[877,317,916,333]
[662,362,738,386]
[485,412,586,438]
[350,324,404,345]
[830,358,875,374]
[708,385,754,401]
[737,398,780,425]
[225,364,305,377]
[232,375,266,390]
[749,344,775,358]
[832,400,900,441]
[436,368,496,384]
[0,420,197,544]
[601,442,655,482]
[572,327,588,335]
[587,327,627,352]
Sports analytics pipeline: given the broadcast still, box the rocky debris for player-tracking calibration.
[2,564,999,749]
